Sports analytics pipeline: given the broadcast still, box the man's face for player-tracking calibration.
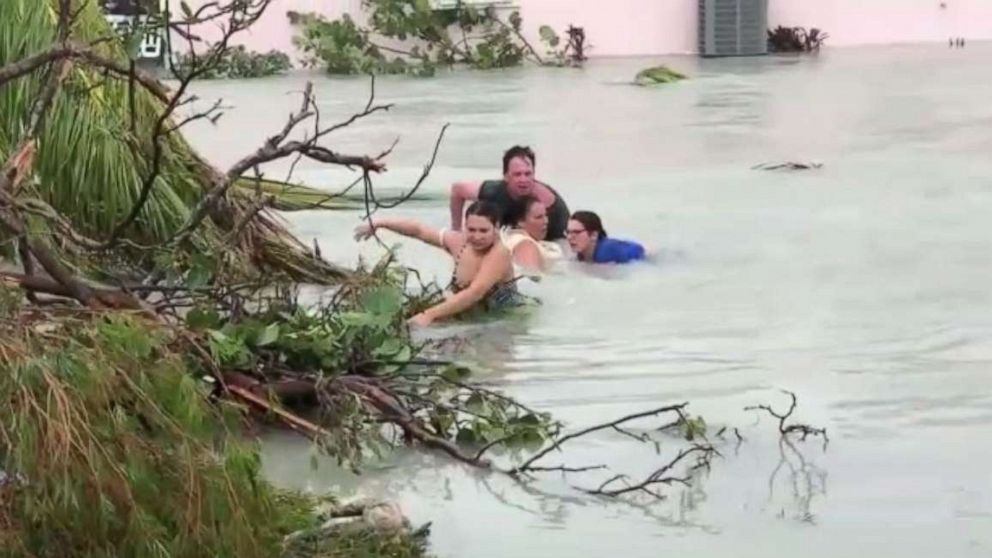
[504,156,535,198]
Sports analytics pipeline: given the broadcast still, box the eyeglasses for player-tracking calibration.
[565,228,587,236]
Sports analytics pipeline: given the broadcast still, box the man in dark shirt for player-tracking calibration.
[449,146,570,241]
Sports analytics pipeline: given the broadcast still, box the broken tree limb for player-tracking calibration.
[509,403,689,475]
[0,272,147,311]
[332,375,493,469]
[578,445,718,499]
[226,383,331,440]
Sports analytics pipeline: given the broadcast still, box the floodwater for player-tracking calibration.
[184,43,992,557]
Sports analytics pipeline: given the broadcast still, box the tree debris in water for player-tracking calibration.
[0,1,833,555]
[751,161,824,171]
[634,65,688,86]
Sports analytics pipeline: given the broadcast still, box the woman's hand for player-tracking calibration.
[408,312,434,327]
[353,221,375,241]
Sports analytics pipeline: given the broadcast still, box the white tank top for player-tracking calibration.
[502,229,565,267]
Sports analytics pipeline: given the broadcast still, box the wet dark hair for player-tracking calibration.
[502,195,542,228]
[502,145,536,174]
[570,211,607,238]
[465,200,502,227]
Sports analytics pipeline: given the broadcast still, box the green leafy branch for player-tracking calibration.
[287,1,585,76]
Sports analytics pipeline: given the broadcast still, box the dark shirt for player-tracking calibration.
[478,180,570,241]
[593,238,646,264]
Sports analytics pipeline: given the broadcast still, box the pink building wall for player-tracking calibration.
[168,0,992,59]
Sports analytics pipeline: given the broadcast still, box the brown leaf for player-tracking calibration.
[9,141,37,185]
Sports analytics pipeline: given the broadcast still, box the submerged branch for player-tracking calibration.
[579,445,717,499]
[510,403,689,474]
[745,390,828,445]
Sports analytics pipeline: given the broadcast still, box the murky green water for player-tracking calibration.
[186,43,992,557]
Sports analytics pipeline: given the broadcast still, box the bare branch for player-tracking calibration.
[745,390,828,445]
[166,80,391,247]
[367,123,448,211]
[522,464,607,474]
[612,425,653,443]
[0,48,64,88]
[579,445,717,499]
[100,1,278,248]
[510,403,689,474]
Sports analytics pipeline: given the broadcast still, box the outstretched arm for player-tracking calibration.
[354,216,447,249]
[449,181,481,231]
[411,246,512,325]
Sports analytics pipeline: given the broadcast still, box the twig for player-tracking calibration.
[510,403,688,474]
[166,81,388,247]
[745,390,828,445]
[367,123,448,210]
[522,464,607,474]
[612,425,652,443]
[102,7,263,247]
[0,44,173,104]
[579,445,717,499]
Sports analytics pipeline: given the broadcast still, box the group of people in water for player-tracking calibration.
[353,145,646,326]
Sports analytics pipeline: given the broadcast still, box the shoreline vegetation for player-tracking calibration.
[1,2,827,556]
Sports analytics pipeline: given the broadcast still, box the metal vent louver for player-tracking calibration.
[699,0,768,57]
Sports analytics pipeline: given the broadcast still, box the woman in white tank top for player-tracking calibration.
[500,195,566,272]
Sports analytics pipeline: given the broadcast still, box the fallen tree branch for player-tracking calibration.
[333,376,493,469]
[509,403,689,474]
[0,44,172,104]
[578,445,717,499]
[166,80,388,248]
[0,272,148,311]
[226,383,331,440]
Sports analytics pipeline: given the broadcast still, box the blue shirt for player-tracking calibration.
[593,237,646,264]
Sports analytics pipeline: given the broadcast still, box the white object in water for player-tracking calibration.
[362,501,409,532]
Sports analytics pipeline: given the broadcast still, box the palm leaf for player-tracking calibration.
[0,0,347,282]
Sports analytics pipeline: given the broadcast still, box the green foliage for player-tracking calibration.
[679,415,708,441]
[194,279,412,376]
[0,0,209,245]
[0,297,432,557]
[416,364,560,451]
[472,27,525,70]
[289,12,409,75]
[634,65,688,86]
[0,313,279,557]
[284,523,431,558]
[177,260,555,466]
[0,0,351,283]
[174,46,293,79]
[288,1,573,76]
[0,283,22,318]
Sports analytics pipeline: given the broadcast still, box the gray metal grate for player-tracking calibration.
[699,0,768,57]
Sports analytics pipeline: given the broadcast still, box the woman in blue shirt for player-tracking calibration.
[566,211,646,264]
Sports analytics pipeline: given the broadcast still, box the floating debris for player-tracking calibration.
[634,65,688,86]
[751,161,824,171]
